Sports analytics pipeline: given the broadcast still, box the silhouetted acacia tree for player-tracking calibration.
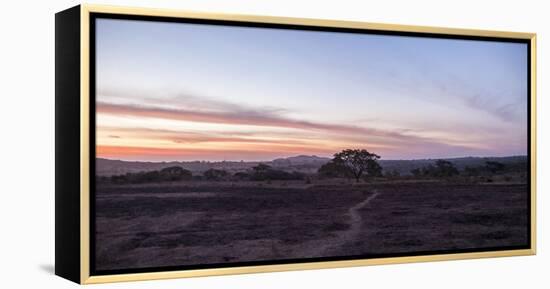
[333,149,381,182]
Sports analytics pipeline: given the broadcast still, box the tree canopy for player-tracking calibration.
[331,149,382,182]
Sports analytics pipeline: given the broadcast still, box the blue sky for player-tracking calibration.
[95,18,528,161]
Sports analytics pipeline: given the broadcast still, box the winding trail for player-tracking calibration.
[296,190,380,257]
[344,190,380,242]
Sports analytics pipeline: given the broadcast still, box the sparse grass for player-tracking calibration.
[95,181,528,270]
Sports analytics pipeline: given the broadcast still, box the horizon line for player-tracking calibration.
[96,154,529,163]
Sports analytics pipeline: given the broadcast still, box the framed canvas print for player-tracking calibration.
[55,4,537,284]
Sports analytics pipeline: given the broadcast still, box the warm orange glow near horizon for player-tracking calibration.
[95,99,523,162]
[97,144,342,162]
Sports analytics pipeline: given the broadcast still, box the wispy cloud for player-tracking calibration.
[463,94,525,122]
[98,126,310,145]
[374,46,526,123]
[97,101,436,144]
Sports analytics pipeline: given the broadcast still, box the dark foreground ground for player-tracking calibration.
[94,181,528,271]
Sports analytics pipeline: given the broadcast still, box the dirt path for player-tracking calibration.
[344,190,380,243]
[295,190,380,258]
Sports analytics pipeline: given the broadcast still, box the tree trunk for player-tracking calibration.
[354,170,362,182]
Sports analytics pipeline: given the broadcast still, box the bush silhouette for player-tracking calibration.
[108,166,192,184]
[160,166,192,181]
[203,168,229,181]
[251,163,305,181]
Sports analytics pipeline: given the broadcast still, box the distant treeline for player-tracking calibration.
[407,160,526,179]
[105,166,193,184]
[97,163,307,185]
[97,149,528,185]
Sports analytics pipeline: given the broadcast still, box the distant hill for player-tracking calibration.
[272,155,331,167]
[96,155,527,176]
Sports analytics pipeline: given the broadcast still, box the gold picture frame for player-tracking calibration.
[55,4,536,284]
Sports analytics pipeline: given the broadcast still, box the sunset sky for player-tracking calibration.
[95,18,528,162]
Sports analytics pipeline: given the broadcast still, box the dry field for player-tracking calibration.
[94,181,528,271]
